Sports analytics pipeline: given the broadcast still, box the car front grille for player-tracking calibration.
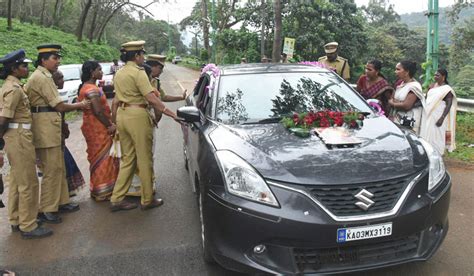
[306,174,415,216]
[293,234,420,273]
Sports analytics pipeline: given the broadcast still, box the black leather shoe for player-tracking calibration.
[21,226,53,239]
[11,225,20,232]
[58,203,80,213]
[110,201,138,212]
[37,212,62,224]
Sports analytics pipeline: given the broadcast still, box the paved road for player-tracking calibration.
[0,63,473,275]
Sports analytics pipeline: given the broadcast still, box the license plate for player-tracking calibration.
[337,222,392,243]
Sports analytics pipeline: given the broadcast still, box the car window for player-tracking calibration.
[195,76,210,111]
[61,67,80,81]
[216,72,372,124]
[100,64,112,75]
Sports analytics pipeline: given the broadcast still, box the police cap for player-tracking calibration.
[0,49,32,66]
[37,44,62,56]
[147,54,166,66]
[121,40,146,52]
[324,42,339,54]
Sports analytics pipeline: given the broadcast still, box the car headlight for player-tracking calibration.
[216,150,279,207]
[420,139,446,192]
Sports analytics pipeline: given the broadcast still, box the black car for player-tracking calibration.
[177,64,450,275]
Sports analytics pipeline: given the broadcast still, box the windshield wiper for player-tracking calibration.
[241,117,282,125]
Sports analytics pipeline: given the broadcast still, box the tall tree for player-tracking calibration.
[76,0,93,41]
[201,0,210,57]
[272,0,282,62]
[260,0,265,58]
[52,0,63,27]
[40,0,47,26]
[7,0,12,30]
[88,0,100,42]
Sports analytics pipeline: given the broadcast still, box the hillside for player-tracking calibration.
[400,6,474,45]
[0,18,118,64]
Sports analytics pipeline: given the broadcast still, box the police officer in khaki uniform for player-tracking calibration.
[146,54,187,101]
[318,42,351,81]
[110,41,178,211]
[0,49,53,239]
[26,44,89,224]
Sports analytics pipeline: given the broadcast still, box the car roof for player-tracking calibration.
[217,63,332,76]
[58,64,81,69]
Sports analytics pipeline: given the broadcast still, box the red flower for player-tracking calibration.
[334,117,344,126]
[320,117,330,127]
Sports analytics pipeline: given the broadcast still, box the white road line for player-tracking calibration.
[177,81,186,92]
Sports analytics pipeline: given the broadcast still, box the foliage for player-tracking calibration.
[216,28,260,64]
[453,64,474,98]
[0,18,116,64]
[282,0,368,79]
[361,0,399,25]
[449,17,474,77]
[447,112,474,162]
[400,6,474,45]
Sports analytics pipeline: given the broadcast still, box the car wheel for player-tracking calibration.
[198,188,215,263]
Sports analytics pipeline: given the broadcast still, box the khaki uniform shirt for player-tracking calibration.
[151,77,166,98]
[25,66,63,148]
[318,56,350,80]
[0,76,32,124]
[115,61,154,104]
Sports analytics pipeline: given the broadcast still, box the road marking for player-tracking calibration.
[177,81,186,92]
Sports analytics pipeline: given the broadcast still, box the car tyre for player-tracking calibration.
[198,187,215,264]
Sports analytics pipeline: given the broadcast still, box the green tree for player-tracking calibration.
[283,0,367,80]
[454,64,474,99]
[449,17,474,76]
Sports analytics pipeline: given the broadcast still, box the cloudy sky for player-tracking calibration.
[142,0,457,24]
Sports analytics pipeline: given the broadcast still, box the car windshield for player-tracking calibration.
[216,72,372,124]
[100,63,112,75]
[61,67,80,81]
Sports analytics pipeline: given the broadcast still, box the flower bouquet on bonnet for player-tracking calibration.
[280,110,364,138]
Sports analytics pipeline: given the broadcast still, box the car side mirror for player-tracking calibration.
[177,106,200,123]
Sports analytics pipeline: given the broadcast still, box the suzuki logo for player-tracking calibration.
[354,189,375,211]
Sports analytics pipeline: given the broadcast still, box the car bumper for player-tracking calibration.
[204,172,451,274]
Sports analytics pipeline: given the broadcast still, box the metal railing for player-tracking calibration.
[458,98,474,113]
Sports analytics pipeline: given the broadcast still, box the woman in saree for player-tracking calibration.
[388,60,425,134]
[78,61,119,201]
[356,60,393,114]
[420,69,457,155]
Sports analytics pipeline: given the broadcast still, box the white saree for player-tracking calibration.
[420,85,457,155]
[391,80,425,134]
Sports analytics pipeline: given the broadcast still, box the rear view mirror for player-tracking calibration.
[177,106,200,123]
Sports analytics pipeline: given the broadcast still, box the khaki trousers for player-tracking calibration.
[111,107,154,205]
[36,146,69,212]
[4,128,39,232]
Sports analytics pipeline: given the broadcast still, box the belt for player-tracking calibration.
[9,123,31,130]
[31,106,56,113]
[120,102,147,109]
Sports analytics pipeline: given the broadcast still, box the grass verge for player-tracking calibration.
[446,112,474,163]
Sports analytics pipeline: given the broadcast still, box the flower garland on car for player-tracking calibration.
[201,63,220,95]
[281,111,364,138]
